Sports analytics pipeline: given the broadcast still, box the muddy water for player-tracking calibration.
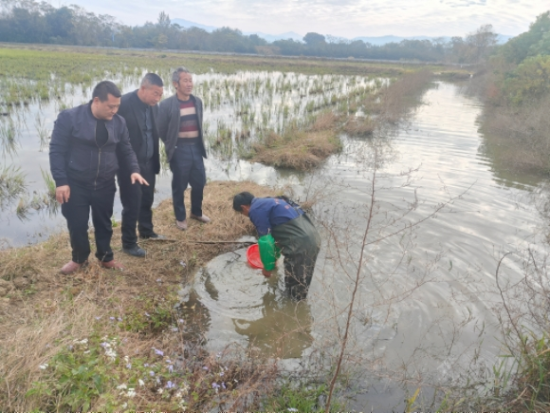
[183,82,548,410]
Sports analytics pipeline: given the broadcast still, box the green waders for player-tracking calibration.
[272,214,321,301]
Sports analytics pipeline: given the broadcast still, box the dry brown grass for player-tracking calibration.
[0,180,279,411]
[342,116,375,136]
[252,111,342,171]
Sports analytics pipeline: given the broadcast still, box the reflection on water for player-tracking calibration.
[233,292,313,359]
[188,248,313,359]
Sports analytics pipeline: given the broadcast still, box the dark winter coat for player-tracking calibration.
[50,103,139,189]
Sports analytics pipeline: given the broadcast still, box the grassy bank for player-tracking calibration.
[0,180,314,411]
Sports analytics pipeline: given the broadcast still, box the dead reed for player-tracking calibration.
[342,115,375,136]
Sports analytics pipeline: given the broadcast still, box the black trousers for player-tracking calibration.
[118,161,156,248]
[169,143,206,222]
[61,181,116,264]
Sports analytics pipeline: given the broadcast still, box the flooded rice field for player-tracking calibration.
[0,70,375,246]
[1,69,548,409]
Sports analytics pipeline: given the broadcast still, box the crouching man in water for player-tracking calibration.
[233,192,321,301]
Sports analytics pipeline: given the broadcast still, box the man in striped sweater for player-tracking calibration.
[158,67,211,230]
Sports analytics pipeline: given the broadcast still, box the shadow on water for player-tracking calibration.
[184,247,314,360]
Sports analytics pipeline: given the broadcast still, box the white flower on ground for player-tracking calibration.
[288,409,298,412]
[38,363,48,370]
[138,379,145,387]
[181,382,189,395]
[105,348,117,361]
[127,388,136,398]
[117,383,127,390]
[73,338,88,345]
[157,388,164,394]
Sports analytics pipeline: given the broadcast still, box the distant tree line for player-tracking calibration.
[0,0,503,63]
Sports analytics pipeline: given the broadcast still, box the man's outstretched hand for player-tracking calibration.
[131,173,149,186]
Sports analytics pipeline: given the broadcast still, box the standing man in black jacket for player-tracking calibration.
[50,81,149,275]
[117,73,164,257]
[158,67,211,231]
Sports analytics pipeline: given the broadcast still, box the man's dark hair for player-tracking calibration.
[92,81,121,102]
[233,192,254,212]
[141,73,164,87]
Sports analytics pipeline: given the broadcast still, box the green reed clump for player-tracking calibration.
[41,167,56,200]
[0,166,26,207]
[35,114,50,152]
[0,120,18,157]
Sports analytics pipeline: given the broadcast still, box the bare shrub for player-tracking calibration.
[479,93,550,176]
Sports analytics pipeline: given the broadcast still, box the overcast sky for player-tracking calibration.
[46,0,549,38]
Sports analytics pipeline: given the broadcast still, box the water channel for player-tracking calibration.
[1,76,547,409]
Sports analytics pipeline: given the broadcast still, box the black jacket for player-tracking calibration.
[117,90,161,174]
[50,103,139,189]
[158,94,206,162]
